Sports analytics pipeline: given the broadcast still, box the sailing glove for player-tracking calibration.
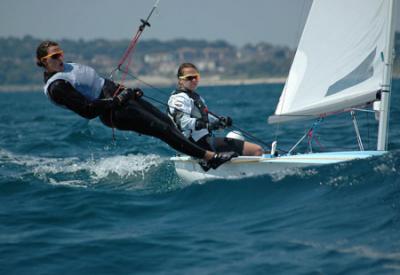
[115,88,144,106]
[219,116,233,128]
[195,116,233,131]
[115,89,133,106]
[195,120,220,131]
[195,120,208,130]
[131,88,144,99]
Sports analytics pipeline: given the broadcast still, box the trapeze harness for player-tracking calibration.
[168,89,211,142]
[43,63,104,105]
[168,89,245,155]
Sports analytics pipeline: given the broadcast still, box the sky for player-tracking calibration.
[1,0,400,48]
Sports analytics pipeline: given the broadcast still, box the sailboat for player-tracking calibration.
[171,0,396,183]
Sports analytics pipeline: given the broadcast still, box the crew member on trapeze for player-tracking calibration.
[168,63,263,156]
[35,41,237,170]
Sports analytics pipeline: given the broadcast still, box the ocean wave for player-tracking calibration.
[0,148,165,188]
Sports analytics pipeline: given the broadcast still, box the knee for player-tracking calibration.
[242,143,264,156]
[254,146,263,156]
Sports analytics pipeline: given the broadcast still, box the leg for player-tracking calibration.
[100,98,237,169]
[110,100,207,159]
[203,137,263,156]
[209,137,244,155]
[242,141,263,156]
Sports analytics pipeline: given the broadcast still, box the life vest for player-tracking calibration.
[168,89,210,141]
[43,63,105,103]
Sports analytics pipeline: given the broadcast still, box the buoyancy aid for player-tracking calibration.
[168,89,211,141]
[44,63,105,104]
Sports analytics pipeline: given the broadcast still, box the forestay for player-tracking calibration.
[269,0,393,124]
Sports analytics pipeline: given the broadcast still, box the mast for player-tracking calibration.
[377,0,396,151]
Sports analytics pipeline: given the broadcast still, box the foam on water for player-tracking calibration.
[0,148,164,187]
[89,154,162,179]
[268,167,319,182]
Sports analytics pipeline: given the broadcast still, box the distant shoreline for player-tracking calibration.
[0,76,286,93]
[3,76,400,92]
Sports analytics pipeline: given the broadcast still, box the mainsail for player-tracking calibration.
[269,0,394,124]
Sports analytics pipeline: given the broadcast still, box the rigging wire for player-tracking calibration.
[367,110,371,150]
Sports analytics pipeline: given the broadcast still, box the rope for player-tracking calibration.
[114,0,159,80]
[306,118,324,152]
[108,0,160,140]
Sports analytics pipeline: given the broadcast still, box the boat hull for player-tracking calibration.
[171,151,386,183]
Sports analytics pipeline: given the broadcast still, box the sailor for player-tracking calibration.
[36,41,237,171]
[168,63,263,156]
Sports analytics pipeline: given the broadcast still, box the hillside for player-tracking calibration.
[1,34,399,90]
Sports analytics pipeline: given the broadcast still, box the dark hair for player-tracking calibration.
[177,63,198,78]
[36,40,59,67]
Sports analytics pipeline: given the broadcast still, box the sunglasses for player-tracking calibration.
[41,50,64,61]
[179,74,200,81]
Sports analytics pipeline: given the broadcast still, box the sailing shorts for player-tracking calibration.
[192,135,244,156]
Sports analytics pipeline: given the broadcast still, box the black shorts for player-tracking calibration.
[193,135,244,156]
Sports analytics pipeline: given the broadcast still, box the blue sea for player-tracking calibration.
[1,81,399,275]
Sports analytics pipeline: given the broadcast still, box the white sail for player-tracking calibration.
[269,0,393,124]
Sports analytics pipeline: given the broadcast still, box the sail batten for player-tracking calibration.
[269,0,392,124]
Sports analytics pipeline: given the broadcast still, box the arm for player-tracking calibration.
[208,113,233,130]
[47,79,119,119]
[168,94,197,131]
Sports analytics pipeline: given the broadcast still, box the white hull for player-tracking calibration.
[171,151,386,183]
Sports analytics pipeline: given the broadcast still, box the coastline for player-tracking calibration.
[0,76,286,93]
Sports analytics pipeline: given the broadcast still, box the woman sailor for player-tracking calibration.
[168,63,263,156]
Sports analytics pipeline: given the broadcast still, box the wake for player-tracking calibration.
[0,148,165,188]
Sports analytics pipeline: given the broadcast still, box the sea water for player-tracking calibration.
[0,82,399,274]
